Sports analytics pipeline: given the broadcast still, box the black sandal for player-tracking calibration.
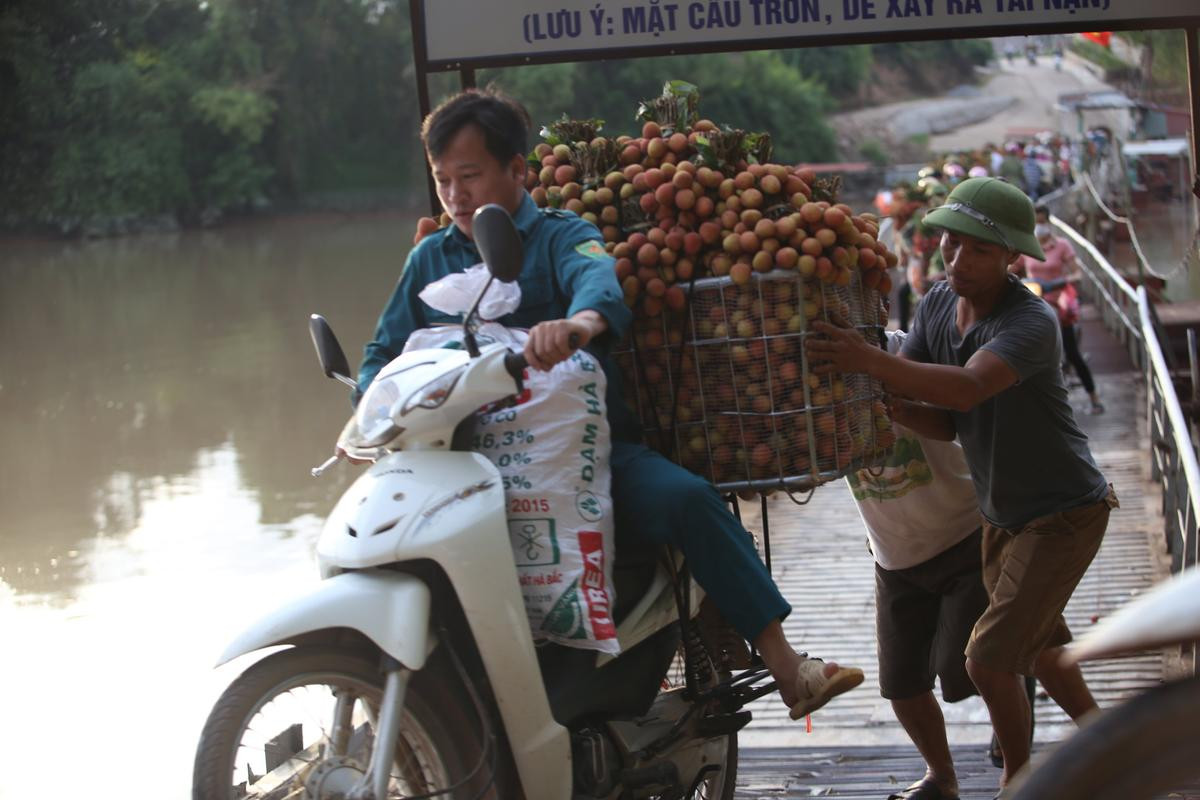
[988,730,1004,768]
[987,675,1037,768]
[886,778,959,800]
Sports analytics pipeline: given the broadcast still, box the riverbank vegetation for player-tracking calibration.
[1069,31,1190,99]
[1,0,991,236]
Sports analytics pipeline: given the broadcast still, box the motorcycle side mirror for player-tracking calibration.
[460,204,524,358]
[473,204,524,283]
[309,314,357,389]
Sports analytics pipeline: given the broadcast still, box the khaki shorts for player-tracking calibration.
[966,485,1118,674]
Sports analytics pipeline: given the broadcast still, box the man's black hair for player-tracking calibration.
[421,88,531,164]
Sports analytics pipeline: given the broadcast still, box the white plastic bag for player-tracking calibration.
[418,263,522,320]
[403,325,619,654]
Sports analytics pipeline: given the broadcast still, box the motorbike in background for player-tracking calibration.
[192,204,773,800]
[1006,567,1200,799]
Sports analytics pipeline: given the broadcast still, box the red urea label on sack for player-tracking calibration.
[578,530,615,639]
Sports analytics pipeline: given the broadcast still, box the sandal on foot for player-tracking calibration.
[988,731,1004,768]
[788,657,864,720]
[989,676,1038,768]
[886,778,959,800]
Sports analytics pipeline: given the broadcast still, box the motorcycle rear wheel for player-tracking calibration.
[193,646,505,800]
[681,733,738,800]
[1007,674,1200,800]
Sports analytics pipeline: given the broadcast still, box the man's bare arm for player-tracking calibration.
[524,310,608,371]
[890,398,957,441]
[806,320,1019,412]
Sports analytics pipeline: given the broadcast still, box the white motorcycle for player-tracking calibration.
[1006,566,1200,799]
[192,205,773,800]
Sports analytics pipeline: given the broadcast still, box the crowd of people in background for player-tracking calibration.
[875,136,1078,216]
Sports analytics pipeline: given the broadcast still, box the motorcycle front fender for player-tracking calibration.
[216,569,431,669]
[1067,565,1200,664]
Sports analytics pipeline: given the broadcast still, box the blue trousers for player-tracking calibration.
[610,440,791,641]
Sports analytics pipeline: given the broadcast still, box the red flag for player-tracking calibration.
[1082,31,1112,47]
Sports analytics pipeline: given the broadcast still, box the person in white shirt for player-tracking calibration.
[988,145,1005,177]
[846,330,988,800]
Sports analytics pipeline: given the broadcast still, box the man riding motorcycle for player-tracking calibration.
[350,87,864,720]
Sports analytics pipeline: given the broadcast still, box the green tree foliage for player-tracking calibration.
[666,51,836,163]
[49,58,193,219]
[194,0,419,194]
[0,0,142,222]
[1069,38,1135,80]
[482,50,837,163]
[1,1,996,233]
[1115,30,1190,91]
[872,39,993,92]
[189,86,277,207]
[778,45,873,103]
[191,87,276,144]
[0,0,419,230]
[858,138,890,167]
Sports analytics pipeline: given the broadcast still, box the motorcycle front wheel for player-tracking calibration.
[1007,674,1200,800]
[193,646,506,800]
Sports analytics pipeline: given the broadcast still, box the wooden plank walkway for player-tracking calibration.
[732,307,1172,798]
[736,746,1200,799]
[738,745,1036,799]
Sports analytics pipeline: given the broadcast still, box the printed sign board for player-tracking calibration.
[420,0,1200,67]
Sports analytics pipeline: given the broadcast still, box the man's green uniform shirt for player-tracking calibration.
[355,192,638,440]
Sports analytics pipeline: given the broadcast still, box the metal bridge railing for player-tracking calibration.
[1050,216,1200,577]
[1138,289,1200,575]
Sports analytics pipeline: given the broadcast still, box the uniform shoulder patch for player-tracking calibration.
[574,240,608,259]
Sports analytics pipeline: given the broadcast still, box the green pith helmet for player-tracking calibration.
[924,177,1044,260]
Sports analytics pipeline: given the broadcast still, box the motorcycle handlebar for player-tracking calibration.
[502,333,581,381]
[504,350,528,380]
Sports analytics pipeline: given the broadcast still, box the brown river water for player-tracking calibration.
[0,210,420,798]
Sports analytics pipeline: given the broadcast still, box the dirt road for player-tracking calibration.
[930,40,1130,151]
[832,37,1132,156]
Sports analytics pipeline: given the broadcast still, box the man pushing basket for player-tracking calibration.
[808,177,1117,796]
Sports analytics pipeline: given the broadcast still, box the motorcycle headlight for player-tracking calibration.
[401,364,466,416]
[356,378,406,446]
[358,378,400,431]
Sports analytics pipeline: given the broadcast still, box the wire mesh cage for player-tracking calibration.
[614,268,896,494]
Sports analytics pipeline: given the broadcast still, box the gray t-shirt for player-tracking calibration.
[901,275,1107,528]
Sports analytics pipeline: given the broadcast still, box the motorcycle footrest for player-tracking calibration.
[697,710,752,738]
[703,666,776,710]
